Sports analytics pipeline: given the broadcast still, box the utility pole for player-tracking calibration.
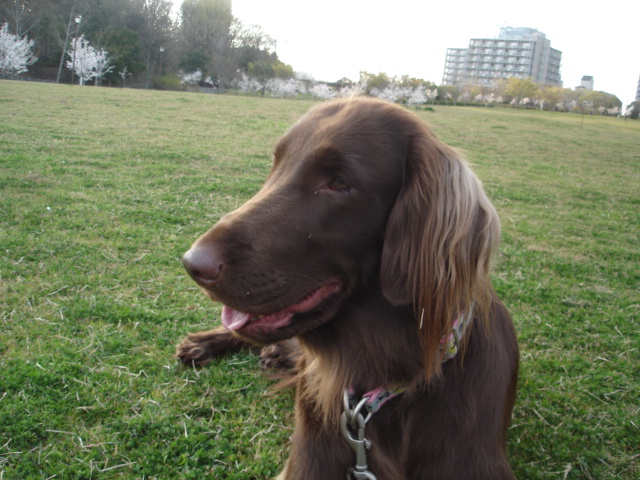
[70,15,81,84]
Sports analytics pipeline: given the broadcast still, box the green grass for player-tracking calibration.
[1,81,638,479]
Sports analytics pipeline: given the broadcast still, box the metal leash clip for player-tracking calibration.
[340,390,377,480]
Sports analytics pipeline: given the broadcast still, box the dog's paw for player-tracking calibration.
[258,340,300,373]
[176,327,246,366]
[176,336,213,366]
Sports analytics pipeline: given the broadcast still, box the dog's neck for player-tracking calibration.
[297,285,424,424]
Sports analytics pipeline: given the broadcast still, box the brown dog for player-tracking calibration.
[177,97,518,479]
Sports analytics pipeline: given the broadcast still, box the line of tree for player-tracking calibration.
[0,0,291,88]
[228,73,626,117]
[487,77,623,114]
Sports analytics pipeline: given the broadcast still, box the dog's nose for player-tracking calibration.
[182,244,223,288]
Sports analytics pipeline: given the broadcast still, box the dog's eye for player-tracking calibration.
[327,176,350,192]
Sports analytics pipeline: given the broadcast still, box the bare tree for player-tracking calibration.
[139,0,173,89]
[1,0,38,36]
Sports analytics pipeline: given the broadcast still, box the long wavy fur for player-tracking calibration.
[380,117,501,380]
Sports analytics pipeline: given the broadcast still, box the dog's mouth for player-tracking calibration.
[221,282,343,335]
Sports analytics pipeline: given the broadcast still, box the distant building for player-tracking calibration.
[579,75,594,91]
[636,75,640,102]
[443,27,562,88]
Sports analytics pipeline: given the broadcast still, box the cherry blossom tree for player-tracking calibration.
[267,77,305,98]
[371,85,400,103]
[92,48,113,85]
[237,73,261,93]
[0,22,37,79]
[310,83,336,100]
[407,86,427,106]
[66,35,112,85]
[119,66,130,87]
[179,69,202,88]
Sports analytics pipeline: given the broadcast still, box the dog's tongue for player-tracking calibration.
[221,305,294,331]
[222,305,295,331]
[220,284,342,332]
[221,306,252,331]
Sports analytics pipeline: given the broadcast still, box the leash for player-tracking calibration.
[339,392,378,479]
[340,310,473,479]
[340,386,407,479]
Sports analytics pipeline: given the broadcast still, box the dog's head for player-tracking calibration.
[183,97,499,377]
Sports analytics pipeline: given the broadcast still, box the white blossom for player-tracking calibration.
[310,83,336,100]
[237,73,262,93]
[268,77,305,98]
[0,23,37,79]
[338,80,367,98]
[407,86,427,105]
[179,69,202,86]
[66,35,111,85]
[92,47,113,85]
[371,86,400,103]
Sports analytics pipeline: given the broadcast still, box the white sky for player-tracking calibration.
[180,0,640,106]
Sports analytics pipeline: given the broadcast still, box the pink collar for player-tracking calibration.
[441,310,473,362]
[346,384,406,417]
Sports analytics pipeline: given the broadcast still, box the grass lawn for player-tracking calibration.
[1,80,638,479]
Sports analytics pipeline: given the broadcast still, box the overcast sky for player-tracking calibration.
[219,0,639,106]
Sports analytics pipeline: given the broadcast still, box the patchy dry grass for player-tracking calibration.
[1,80,638,479]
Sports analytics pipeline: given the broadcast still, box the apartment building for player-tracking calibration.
[579,75,594,91]
[443,27,562,88]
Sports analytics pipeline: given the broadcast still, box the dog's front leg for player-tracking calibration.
[176,326,253,366]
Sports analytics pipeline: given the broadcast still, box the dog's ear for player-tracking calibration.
[380,125,500,379]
